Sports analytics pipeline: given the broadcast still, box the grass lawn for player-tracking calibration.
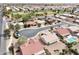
[12,12,29,15]
[9,10,69,21]
[18,36,27,45]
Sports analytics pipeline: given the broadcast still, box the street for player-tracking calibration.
[0,7,6,55]
[19,22,72,38]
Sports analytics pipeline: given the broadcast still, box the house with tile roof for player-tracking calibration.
[55,28,71,37]
[68,26,79,32]
[39,30,59,45]
[20,38,45,55]
[44,41,67,55]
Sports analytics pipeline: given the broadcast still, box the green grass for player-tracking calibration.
[18,36,27,45]
[12,12,29,15]
[9,9,71,21]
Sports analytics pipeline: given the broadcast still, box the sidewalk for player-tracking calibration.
[6,31,18,55]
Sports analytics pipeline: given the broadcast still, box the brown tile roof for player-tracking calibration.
[45,41,67,54]
[20,38,44,55]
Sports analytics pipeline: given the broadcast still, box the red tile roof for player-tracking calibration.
[55,28,70,36]
[20,38,44,55]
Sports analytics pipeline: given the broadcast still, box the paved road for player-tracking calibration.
[56,16,79,27]
[0,7,6,55]
[19,22,72,38]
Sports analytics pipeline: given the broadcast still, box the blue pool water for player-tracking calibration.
[68,37,76,43]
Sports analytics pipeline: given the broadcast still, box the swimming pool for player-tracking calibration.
[67,37,76,43]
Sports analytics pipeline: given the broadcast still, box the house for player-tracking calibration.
[62,14,76,18]
[74,7,79,15]
[6,7,11,11]
[73,30,79,37]
[44,41,67,55]
[39,30,59,45]
[45,18,56,25]
[20,38,45,55]
[61,14,76,22]
[59,16,67,19]
[34,20,45,27]
[66,17,75,22]
[24,21,37,27]
[55,28,70,37]
[75,19,79,23]
[68,26,79,32]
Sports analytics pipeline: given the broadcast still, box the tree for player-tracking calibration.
[73,49,79,55]
[66,43,73,48]
[57,10,60,13]
[44,12,47,16]
[19,8,23,12]
[54,49,59,53]
[4,29,11,38]
[22,14,31,22]
[44,12,47,20]
[59,49,67,55]
[15,24,20,31]
[9,24,14,30]
[3,6,12,16]
[15,14,22,19]
[41,8,45,11]
[43,48,51,55]
[12,13,22,22]
[54,13,57,17]
[50,27,53,30]
[37,23,41,27]
[62,49,67,54]
[71,7,76,14]
[17,36,27,45]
